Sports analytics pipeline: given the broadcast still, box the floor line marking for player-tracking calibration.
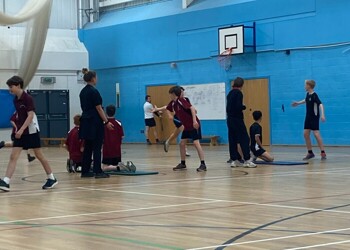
[4,168,350,199]
[185,227,350,250]
[2,172,297,198]
[0,200,218,225]
[78,187,350,214]
[285,239,350,250]
[76,168,350,190]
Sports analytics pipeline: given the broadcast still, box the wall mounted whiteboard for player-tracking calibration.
[182,82,226,120]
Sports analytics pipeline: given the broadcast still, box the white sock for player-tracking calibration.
[47,173,55,180]
[3,177,10,184]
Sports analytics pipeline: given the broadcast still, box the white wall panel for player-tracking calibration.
[1,0,78,29]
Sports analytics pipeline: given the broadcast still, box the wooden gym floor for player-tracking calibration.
[0,144,349,250]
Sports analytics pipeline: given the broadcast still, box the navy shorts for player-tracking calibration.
[145,118,156,127]
[304,117,319,130]
[102,157,121,166]
[181,127,202,141]
[251,147,266,157]
[13,132,41,150]
[173,116,183,128]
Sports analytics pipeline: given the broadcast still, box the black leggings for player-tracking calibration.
[227,117,250,161]
[82,138,103,174]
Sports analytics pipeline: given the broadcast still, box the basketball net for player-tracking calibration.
[218,47,233,71]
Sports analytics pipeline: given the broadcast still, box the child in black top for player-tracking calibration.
[292,79,326,160]
[250,111,274,162]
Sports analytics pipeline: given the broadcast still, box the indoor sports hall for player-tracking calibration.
[0,0,349,249]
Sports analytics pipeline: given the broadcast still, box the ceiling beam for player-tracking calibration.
[99,0,134,8]
[182,0,195,9]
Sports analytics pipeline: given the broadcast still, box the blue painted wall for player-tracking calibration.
[0,90,15,128]
[80,0,350,145]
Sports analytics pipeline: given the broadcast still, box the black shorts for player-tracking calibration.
[304,117,319,130]
[173,116,183,128]
[145,118,156,127]
[181,127,202,141]
[251,147,266,157]
[13,132,41,150]
[102,157,121,166]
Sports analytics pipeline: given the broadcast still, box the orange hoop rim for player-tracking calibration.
[219,47,234,57]
[217,47,233,71]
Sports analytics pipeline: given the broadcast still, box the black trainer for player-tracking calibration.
[173,163,187,171]
[196,164,207,172]
[0,179,10,192]
[42,178,58,189]
[81,172,95,178]
[303,153,315,160]
[95,172,110,178]
[0,141,5,149]
[27,154,36,162]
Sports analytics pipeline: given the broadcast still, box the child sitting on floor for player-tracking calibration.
[249,111,274,162]
[101,105,136,172]
[65,114,84,172]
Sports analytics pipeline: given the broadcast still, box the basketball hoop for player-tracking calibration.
[218,47,233,71]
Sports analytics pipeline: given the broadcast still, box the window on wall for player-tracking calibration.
[99,0,170,12]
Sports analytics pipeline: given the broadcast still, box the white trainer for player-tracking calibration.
[163,140,170,152]
[231,160,243,168]
[243,161,257,168]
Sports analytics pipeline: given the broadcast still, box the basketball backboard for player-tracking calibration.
[218,25,244,55]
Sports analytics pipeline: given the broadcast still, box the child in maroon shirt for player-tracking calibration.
[65,114,84,172]
[168,86,206,172]
[0,76,57,191]
[101,105,129,172]
[0,112,36,162]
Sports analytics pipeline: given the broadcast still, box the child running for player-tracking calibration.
[167,86,206,172]
[153,87,190,156]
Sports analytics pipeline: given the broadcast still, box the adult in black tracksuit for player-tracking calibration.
[226,77,256,168]
[79,68,114,178]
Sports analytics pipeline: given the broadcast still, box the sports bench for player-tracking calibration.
[41,138,66,147]
[201,135,220,146]
[187,135,220,146]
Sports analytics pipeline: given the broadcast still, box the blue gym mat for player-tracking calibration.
[105,170,159,176]
[254,161,309,165]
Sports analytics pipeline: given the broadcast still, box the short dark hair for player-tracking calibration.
[6,76,24,89]
[233,77,244,88]
[169,86,182,97]
[145,95,151,101]
[82,68,96,82]
[106,104,116,117]
[253,110,262,121]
